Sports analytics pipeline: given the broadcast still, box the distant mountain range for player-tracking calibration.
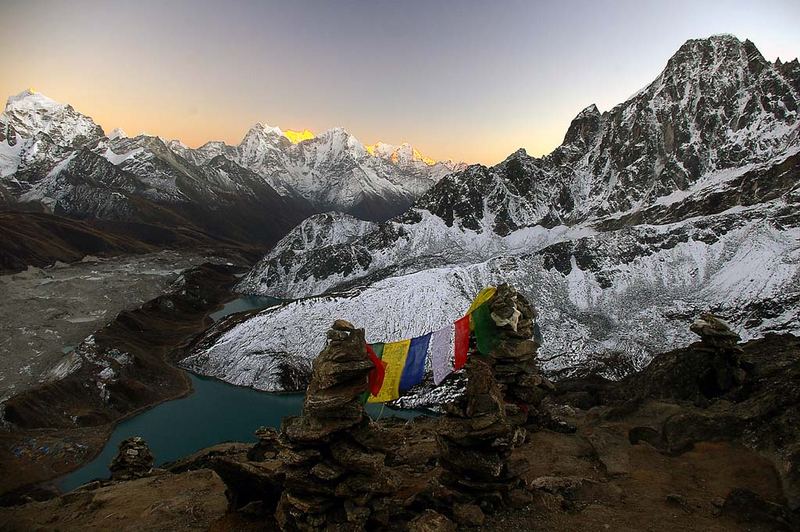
[182,35,800,396]
[0,89,464,249]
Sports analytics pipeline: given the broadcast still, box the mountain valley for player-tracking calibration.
[1,31,799,531]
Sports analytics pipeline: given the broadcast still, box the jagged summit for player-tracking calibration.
[574,103,599,118]
[108,128,127,140]
[6,88,57,108]
[0,88,462,225]
[240,122,285,142]
[367,141,437,166]
[1,88,105,148]
[210,36,800,393]
[561,104,601,147]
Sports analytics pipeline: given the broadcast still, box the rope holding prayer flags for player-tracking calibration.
[368,339,410,403]
[399,333,431,392]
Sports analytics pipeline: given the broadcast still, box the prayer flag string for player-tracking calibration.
[363,286,500,403]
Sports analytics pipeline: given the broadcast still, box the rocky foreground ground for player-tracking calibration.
[1,299,798,531]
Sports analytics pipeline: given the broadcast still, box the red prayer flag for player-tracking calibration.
[454,314,471,371]
[365,343,387,396]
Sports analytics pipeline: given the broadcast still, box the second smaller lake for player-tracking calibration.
[210,295,282,322]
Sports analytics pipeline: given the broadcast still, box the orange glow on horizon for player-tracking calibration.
[1,84,562,166]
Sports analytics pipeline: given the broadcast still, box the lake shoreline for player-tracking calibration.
[0,261,249,503]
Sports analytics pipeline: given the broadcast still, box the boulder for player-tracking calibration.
[408,510,456,532]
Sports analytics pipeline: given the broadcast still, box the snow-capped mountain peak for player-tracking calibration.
[239,122,288,147]
[1,89,105,148]
[308,127,367,158]
[204,36,800,394]
[108,128,128,140]
[6,89,58,109]
[367,141,437,167]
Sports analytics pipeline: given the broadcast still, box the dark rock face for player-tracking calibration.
[559,328,800,512]
[721,488,800,531]
[436,357,526,513]
[274,320,398,530]
[109,437,154,481]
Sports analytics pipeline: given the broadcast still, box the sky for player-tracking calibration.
[1,0,799,165]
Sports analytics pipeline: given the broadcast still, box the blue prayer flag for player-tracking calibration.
[399,333,431,391]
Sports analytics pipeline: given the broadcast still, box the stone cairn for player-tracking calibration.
[690,312,747,394]
[436,356,527,513]
[109,436,154,481]
[486,283,555,427]
[274,320,398,530]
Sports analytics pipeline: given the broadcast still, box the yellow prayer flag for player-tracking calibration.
[465,286,497,317]
[368,338,411,403]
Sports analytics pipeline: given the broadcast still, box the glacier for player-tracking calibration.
[182,35,800,395]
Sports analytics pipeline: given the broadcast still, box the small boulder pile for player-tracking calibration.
[486,284,554,426]
[109,436,154,481]
[436,357,527,514]
[617,312,750,405]
[274,320,398,530]
[690,312,747,396]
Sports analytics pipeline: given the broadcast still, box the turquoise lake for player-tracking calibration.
[57,375,423,492]
[58,296,424,492]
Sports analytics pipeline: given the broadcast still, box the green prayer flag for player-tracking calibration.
[471,302,500,355]
[371,343,385,359]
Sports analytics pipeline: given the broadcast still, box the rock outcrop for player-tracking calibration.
[274,320,398,530]
[615,312,749,404]
[109,436,154,481]
[556,318,800,514]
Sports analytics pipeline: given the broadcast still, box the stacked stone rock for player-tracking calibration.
[274,319,398,531]
[109,436,154,481]
[690,312,747,393]
[485,283,554,426]
[436,356,527,513]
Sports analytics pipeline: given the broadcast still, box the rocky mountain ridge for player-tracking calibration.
[0,90,463,249]
[194,35,800,391]
[169,123,465,219]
